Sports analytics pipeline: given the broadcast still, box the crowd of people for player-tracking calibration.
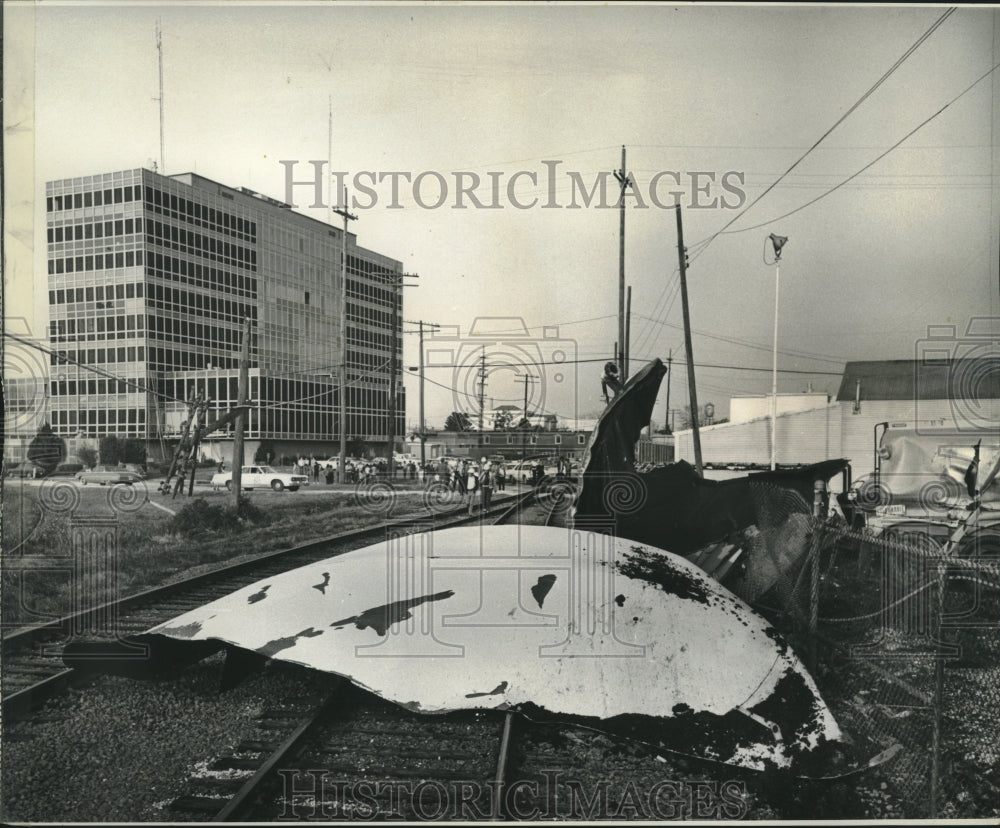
[285,454,517,515]
[424,456,507,514]
[284,453,579,515]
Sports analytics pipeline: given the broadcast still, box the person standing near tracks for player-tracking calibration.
[466,460,480,515]
[480,458,494,513]
[495,462,506,492]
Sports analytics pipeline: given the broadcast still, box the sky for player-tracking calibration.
[5,1,999,433]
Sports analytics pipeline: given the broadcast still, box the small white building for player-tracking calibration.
[729,392,832,424]
[672,355,1000,482]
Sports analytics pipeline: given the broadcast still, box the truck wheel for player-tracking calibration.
[225,480,233,492]
[288,486,299,492]
[271,480,285,492]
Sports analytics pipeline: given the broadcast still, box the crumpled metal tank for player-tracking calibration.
[142,525,843,772]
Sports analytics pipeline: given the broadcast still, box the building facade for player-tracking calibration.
[45,168,404,461]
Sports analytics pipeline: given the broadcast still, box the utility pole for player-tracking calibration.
[477,348,488,438]
[387,274,400,476]
[231,317,251,504]
[664,349,672,433]
[334,187,357,483]
[156,20,165,173]
[613,146,632,380]
[419,322,426,468]
[404,320,439,470]
[675,205,703,475]
[625,285,632,380]
[517,373,538,464]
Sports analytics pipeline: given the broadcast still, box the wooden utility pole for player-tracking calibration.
[404,319,439,470]
[665,349,672,432]
[477,349,488,436]
[418,321,427,469]
[675,205,703,475]
[614,146,631,380]
[518,373,538,464]
[156,20,165,173]
[231,317,251,504]
[625,285,632,380]
[387,274,400,475]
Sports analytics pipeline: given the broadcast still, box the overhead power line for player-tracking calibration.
[724,56,1000,235]
[692,6,957,252]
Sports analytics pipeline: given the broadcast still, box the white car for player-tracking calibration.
[211,465,309,492]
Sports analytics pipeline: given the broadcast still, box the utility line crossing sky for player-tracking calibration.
[5,2,998,429]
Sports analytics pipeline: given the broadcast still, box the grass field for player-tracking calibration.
[2,476,497,630]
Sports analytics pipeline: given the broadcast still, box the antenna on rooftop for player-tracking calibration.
[155,20,165,173]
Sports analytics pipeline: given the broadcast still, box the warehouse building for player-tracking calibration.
[44,168,404,462]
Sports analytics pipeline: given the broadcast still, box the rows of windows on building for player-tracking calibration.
[45,168,407,445]
[46,378,405,441]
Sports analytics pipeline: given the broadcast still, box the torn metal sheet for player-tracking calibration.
[136,525,842,772]
[575,359,849,600]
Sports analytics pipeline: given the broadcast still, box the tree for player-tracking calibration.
[27,422,66,475]
[493,410,514,431]
[444,411,473,432]
[77,444,99,470]
[254,439,276,464]
[120,438,146,465]
[675,406,694,431]
[99,436,122,466]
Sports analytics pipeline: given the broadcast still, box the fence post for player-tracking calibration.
[808,480,828,673]
[929,558,947,818]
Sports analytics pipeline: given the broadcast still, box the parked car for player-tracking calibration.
[76,465,146,485]
[211,464,309,492]
[50,462,85,477]
[4,460,45,479]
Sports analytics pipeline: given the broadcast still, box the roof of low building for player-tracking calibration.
[836,357,1000,402]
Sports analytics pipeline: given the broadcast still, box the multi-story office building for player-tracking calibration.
[45,168,405,461]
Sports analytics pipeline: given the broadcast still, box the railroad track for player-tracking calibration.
[3,487,548,719]
[159,482,571,821]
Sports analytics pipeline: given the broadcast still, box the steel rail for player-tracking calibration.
[3,490,537,719]
[208,485,548,821]
[212,683,345,822]
[4,490,532,651]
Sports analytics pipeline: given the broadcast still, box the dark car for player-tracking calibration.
[50,462,85,477]
[4,460,45,479]
[76,465,146,485]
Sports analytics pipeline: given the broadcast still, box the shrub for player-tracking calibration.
[28,423,66,475]
[77,445,98,470]
[167,496,270,537]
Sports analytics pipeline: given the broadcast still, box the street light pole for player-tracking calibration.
[418,321,426,468]
[767,233,788,472]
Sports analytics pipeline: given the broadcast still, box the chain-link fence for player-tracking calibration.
[731,483,999,819]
